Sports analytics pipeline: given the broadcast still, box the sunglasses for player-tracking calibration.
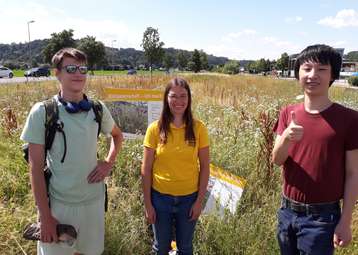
[62,65,88,74]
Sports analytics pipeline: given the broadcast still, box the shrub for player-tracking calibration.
[348,76,358,86]
[222,60,240,75]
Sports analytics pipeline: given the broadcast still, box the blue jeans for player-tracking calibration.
[151,189,198,255]
[277,206,341,255]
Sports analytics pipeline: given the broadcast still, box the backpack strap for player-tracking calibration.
[43,98,67,163]
[92,100,103,137]
[43,98,102,163]
[43,98,59,152]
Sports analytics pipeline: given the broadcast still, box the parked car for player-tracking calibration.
[127,69,137,75]
[0,66,14,78]
[24,67,51,77]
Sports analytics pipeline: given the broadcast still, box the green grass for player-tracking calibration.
[12,69,55,78]
[1,74,358,254]
[10,69,170,78]
[12,69,25,77]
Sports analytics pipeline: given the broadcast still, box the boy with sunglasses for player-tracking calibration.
[21,48,123,255]
[272,44,358,255]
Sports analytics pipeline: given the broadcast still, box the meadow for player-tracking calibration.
[0,74,358,254]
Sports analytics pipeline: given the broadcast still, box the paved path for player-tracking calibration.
[0,76,56,84]
[333,80,358,90]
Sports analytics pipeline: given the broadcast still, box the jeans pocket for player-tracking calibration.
[310,212,340,226]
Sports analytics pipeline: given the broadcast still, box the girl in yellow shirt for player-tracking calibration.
[141,77,210,255]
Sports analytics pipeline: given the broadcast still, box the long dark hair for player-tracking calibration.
[158,77,195,146]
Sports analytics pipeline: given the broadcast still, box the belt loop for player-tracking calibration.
[305,204,310,215]
[282,196,287,208]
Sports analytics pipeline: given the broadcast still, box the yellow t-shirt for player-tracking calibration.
[143,119,209,196]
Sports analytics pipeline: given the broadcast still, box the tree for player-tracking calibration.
[255,58,269,73]
[266,59,272,71]
[187,61,195,72]
[276,52,289,73]
[191,49,201,73]
[245,61,256,73]
[163,53,174,71]
[222,60,240,74]
[345,51,358,62]
[200,50,208,70]
[177,50,188,70]
[141,27,164,76]
[348,76,358,86]
[42,29,76,64]
[77,36,106,73]
[3,60,19,70]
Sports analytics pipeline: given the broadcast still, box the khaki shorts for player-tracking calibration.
[38,196,105,255]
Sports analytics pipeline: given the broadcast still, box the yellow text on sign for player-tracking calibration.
[104,88,163,102]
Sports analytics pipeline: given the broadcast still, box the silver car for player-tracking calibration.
[0,66,14,78]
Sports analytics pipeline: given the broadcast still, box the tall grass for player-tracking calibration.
[1,74,357,254]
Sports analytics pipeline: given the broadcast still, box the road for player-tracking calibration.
[0,76,56,84]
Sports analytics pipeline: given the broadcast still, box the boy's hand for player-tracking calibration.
[283,111,304,142]
[334,220,352,248]
[40,214,59,243]
[87,160,113,183]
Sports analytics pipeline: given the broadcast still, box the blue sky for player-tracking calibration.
[0,0,357,60]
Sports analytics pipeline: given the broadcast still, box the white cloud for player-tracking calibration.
[62,18,138,48]
[285,16,303,23]
[263,36,298,49]
[0,1,140,48]
[332,41,346,46]
[207,32,300,60]
[297,31,308,37]
[318,9,358,28]
[221,29,257,42]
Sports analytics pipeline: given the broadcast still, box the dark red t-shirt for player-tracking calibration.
[274,103,358,203]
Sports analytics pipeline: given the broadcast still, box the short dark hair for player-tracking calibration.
[51,48,87,70]
[294,44,342,86]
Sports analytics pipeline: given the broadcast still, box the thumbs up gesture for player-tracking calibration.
[284,111,304,142]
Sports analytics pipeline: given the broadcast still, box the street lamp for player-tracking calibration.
[111,39,117,74]
[27,20,35,68]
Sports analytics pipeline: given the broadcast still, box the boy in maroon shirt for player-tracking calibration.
[272,44,358,255]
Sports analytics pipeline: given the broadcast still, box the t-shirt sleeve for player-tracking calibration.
[273,107,288,136]
[100,101,115,136]
[143,122,158,149]
[20,102,46,144]
[345,110,358,151]
[197,121,209,148]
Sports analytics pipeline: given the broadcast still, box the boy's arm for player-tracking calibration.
[28,143,58,243]
[272,134,291,166]
[105,125,123,165]
[272,111,304,166]
[334,149,358,247]
[87,125,123,183]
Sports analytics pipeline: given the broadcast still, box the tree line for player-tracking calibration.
[0,27,227,73]
[1,27,357,75]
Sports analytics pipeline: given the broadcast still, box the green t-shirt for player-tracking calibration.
[20,96,115,204]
